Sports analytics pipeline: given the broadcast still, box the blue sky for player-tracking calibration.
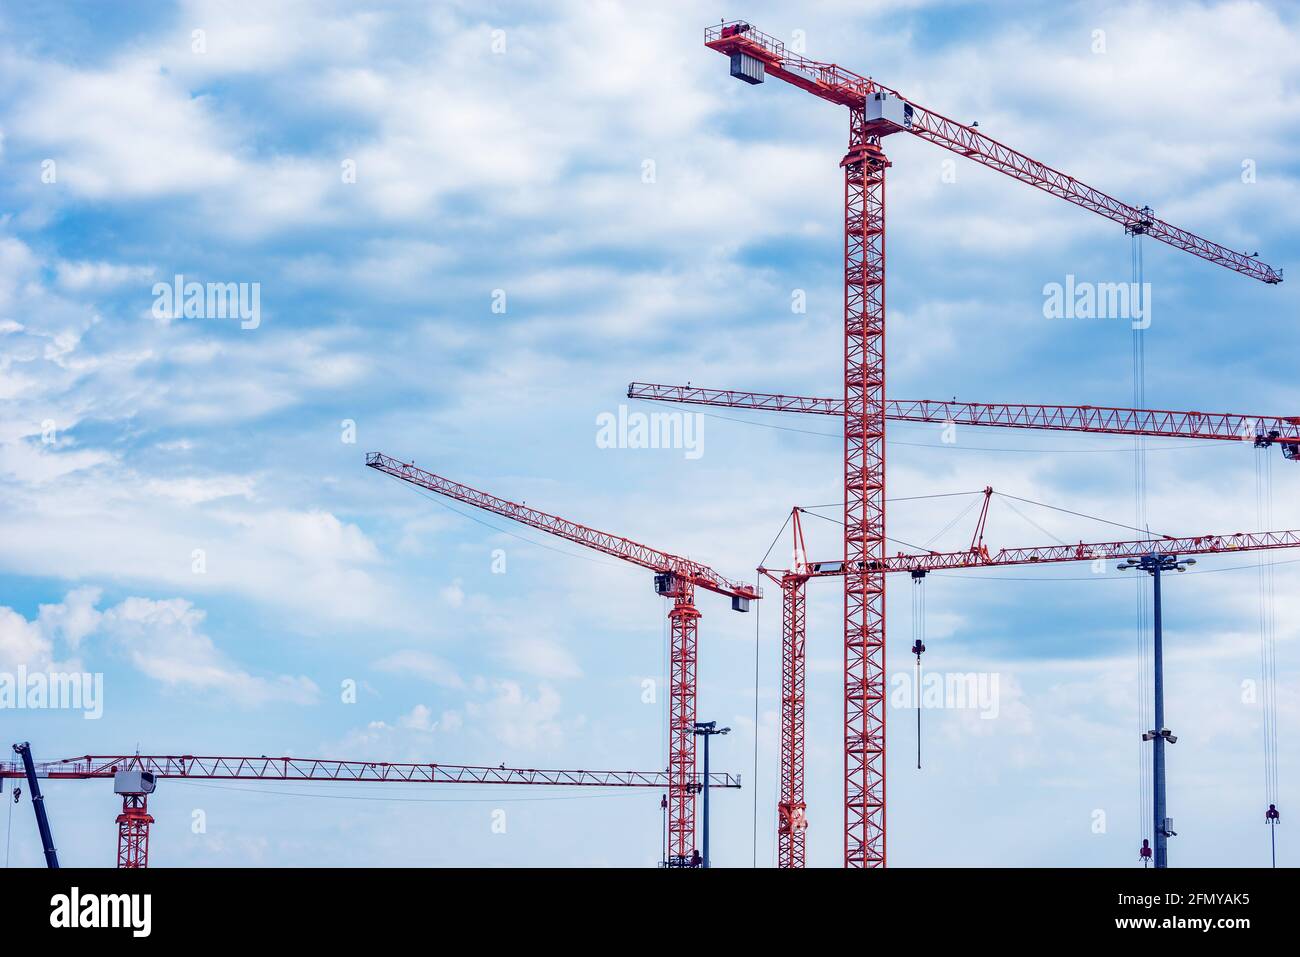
[1,0,1297,867]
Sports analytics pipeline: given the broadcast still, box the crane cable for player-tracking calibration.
[911,572,927,769]
[997,496,1069,546]
[922,496,981,549]
[5,784,14,867]
[752,588,760,868]
[1255,445,1281,865]
[662,600,669,793]
[753,509,792,868]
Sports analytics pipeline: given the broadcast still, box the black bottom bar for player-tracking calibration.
[0,866,1283,940]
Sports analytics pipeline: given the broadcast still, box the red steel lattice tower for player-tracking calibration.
[778,575,807,866]
[761,508,810,867]
[843,112,891,868]
[667,583,700,863]
[115,795,152,869]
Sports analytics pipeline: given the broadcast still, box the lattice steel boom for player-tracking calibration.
[1,753,740,788]
[0,753,740,868]
[627,383,1300,456]
[706,23,1282,284]
[366,452,759,601]
[802,527,1300,577]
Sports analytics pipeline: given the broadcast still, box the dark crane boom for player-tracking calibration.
[11,742,59,868]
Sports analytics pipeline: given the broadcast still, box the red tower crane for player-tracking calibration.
[756,508,811,869]
[705,20,1281,868]
[0,752,741,868]
[757,498,1300,867]
[365,452,759,867]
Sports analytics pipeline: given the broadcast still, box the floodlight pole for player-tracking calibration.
[1120,553,1192,868]
[694,721,730,868]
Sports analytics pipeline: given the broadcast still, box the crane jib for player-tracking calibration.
[706,21,1281,284]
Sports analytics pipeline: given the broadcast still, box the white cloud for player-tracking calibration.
[141,474,257,505]
[99,595,319,705]
[465,679,573,751]
[0,605,54,672]
[11,56,244,199]
[373,649,465,689]
[55,260,155,291]
[494,636,582,680]
[333,677,580,762]
[174,0,378,76]
[397,702,463,733]
[0,587,103,671]
[37,586,102,650]
[439,579,465,608]
[330,702,464,759]
[0,587,320,707]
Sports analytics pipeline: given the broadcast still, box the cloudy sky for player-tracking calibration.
[1,0,1296,867]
